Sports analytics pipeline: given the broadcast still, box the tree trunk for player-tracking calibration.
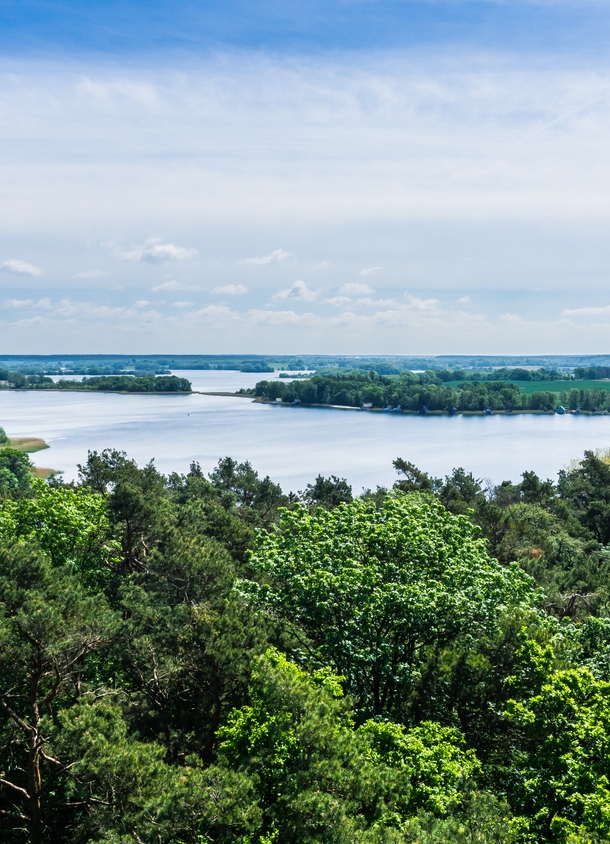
[27,737,43,844]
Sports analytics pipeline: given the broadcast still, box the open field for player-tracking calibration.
[518,380,610,395]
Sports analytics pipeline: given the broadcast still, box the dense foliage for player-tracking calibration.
[253,371,610,413]
[5,445,610,841]
[0,374,191,392]
[252,371,564,411]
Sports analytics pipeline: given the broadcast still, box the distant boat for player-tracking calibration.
[484,408,491,414]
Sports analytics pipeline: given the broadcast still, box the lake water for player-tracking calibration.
[1,370,610,493]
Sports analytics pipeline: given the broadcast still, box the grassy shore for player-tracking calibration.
[1,436,61,479]
[31,466,62,479]
[3,436,50,453]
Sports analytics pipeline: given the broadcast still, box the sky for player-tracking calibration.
[1,1,610,354]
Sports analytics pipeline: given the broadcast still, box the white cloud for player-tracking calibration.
[5,54,610,352]
[150,280,201,292]
[404,295,441,311]
[562,305,610,316]
[212,284,248,295]
[73,270,104,279]
[4,298,33,308]
[457,296,471,303]
[272,280,319,301]
[359,266,381,277]
[340,282,374,295]
[171,300,194,307]
[134,300,150,307]
[121,239,198,263]
[244,249,292,265]
[0,259,42,277]
[323,296,352,306]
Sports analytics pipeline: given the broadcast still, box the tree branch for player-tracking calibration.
[0,778,30,800]
[0,698,32,735]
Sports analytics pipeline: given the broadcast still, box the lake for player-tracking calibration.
[1,370,610,493]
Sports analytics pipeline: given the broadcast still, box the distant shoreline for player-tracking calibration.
[202,392,608,416]
[0,387,192,395]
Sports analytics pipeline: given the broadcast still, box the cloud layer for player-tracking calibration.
[1,48,610,351]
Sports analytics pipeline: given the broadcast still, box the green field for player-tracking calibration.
[518,380,610,394]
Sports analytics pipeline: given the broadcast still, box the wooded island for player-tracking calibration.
[250,367,610,413]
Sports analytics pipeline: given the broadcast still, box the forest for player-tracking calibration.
[4,439,610,842]
[251,371,610,412]
[0,374,192,393]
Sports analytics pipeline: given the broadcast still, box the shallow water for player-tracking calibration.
[1,370,610,492]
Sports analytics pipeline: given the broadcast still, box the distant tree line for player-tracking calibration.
[574,365,610,379]
[0,371,191,393]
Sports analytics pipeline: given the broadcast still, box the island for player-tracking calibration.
[233,368,610,415]
[0,373,192,393]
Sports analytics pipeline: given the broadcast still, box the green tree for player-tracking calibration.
[214,649,479,843]
[0,479,117,578]
[301,474,353,510]
[0,448,32,499]
[209,457,288,527]
[247,493,537,722]
[506,668,610,842]
[0,542,118,843]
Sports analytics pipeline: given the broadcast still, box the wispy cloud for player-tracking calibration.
[134,300,150,308]
[562,305,610,316]
[122,239,198,263]
[171,300,194,308]
[272,280,319,301]
[404,294,441,311]
[212,284,248,295]
[4,52,610,352]
[323,296,352,306]
[340,282,374,295]
[150,280,201,292]
[4,298,33,308]
[245,249,291,265]
[457,296,471,304]
[1,259,42,277]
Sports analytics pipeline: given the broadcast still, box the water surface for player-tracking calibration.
[1,370,609,492]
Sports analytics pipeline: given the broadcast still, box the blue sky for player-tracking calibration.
[1,1,610,353]
[2,1,609,56]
